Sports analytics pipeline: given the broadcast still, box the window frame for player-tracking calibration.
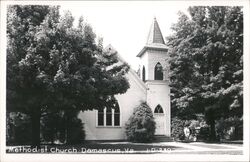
[97,108,104,126]
[142,65,146,82]
[154,104,164,114]
[96,106,121,127]
[154,62,163,80]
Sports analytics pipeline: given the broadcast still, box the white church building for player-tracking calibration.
[78,18,171,140]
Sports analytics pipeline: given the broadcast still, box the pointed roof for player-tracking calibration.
[104,45,147,92]
[137,17,168,57]
[146,17,165,45]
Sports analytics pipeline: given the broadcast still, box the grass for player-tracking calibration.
[6,141,243,154]
[6,142,182,154]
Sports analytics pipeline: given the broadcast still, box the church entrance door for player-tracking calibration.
[154,105,165,135]
[154,114,165,135]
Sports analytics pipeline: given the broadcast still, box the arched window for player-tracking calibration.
[154,62,163,80]
[97,102,121,127]
[106,107,112,126]
[114,104,120,126]
[154,104,164,114]
[98,108,104,126]
[142,66,146,82]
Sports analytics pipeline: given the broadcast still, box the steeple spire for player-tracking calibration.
[137,17,168,57]
[146,17,165,45]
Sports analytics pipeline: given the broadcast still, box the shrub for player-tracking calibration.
[215,116,243,140]
[41,111,65,144]
[41,110,85,144]
[6,112,32,145]
[66,117,85,144]
[171,116,210,141]
[197,126,210,141]
[171,117,185,140]
[125,102,156,142]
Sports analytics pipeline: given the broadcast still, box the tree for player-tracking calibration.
[167,6,243,140]
[7,5,130,147]
[7,5,54,147]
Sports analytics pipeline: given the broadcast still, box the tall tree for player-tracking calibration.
[167,6,243,140]
[7,5,53,147]
[7,6,130,147]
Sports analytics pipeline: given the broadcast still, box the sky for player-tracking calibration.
[60,1,189,70]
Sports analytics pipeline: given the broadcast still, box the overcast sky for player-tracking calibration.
[59,1,189,70]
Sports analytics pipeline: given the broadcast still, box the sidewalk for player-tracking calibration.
[153,141,243,154]
[99,141,243,154]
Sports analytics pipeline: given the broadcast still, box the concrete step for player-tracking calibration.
[154,135,173,142]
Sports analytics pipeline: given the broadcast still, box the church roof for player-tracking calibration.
[137,17,168,57]
[147,17,165,45]
[104,45,147,92]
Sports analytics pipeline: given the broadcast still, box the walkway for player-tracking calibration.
[100,141,243,154]
[162,142,243,154]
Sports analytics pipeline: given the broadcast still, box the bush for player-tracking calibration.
[215,116,243,140]
[41,110,85,144]
[7,110,86,145]
[125,102,156,142]
[197,126,210,141]
[171,117,185,140]
[6,112,32,145]
[171,116,210,141]
[172,115,243,142]
[41,111,65,144]
[66,117,85,144]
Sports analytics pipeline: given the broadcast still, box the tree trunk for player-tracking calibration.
[31,109,41,148]
[63,111,69,144]
[205,107,217,141]
[65,113,71,144]
[210,118,216,141]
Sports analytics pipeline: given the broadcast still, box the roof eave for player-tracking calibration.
[136,46,168,57]
[136,47,147,57]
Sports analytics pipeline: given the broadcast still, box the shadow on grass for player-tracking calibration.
[175,139,243,145]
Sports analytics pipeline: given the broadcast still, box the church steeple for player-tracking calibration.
[146,17,165,45]
[137,17,168,57]
[136,18,171,137]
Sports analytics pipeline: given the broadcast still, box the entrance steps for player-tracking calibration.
[154,135,173,142]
